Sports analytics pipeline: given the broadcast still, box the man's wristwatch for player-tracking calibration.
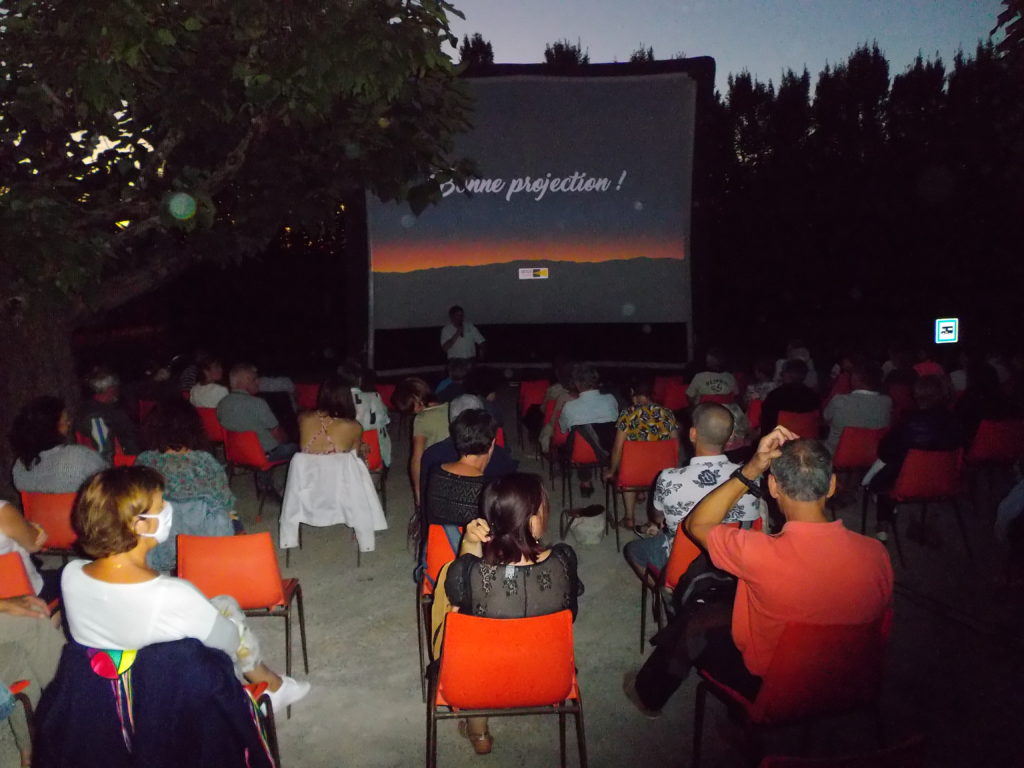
[730,467,763,498]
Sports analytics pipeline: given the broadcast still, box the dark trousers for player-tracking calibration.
[635,602,761,710]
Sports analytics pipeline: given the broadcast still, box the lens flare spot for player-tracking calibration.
[621,303,636,317]
[168,192,196,220]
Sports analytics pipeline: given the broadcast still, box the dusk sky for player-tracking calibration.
[448,0,1003,89]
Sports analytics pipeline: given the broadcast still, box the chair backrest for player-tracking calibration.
[569,429,601,464]
[294,382,320,412]
[362,429,384,471]
[891,448,960,501]
[20,491,78,550]
[542,398,557,426]
[966,418,1024,464]
[177,532,286,609]
[0,552,35,599]
[196,407,227,443]
[618,440,679,489]
[223,430,268,469]
[75,432,94,448]
[777,410,822,439]
[438,611,576,708]
[661,379,689,411]
[747,398,764,431]
[757,735,925,768]
[495,427,506,448]
[832,427,888,470]
[750,616,888,724]
[517,379,549,415]
[664,522,702,590]
[424,524,460,593]
[112,438,137,467]
[551,406,569,448]
[375,383,396,411]
[701,393,736,405]
[137,399,157,424]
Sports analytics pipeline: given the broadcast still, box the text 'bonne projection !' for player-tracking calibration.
[440,171,628,202]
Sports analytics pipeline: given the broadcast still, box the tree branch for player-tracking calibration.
[74,247,195,320]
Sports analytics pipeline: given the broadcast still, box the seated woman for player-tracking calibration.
[425,410,495,529]
[439,473,584,755]
[10,396,108,493]
[0,499,56,602]
[61,466,310,712]
[298,376,363,456]
[189,354,230,409]
[136,400,239,561]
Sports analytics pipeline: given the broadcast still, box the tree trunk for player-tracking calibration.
[0,301,80,500]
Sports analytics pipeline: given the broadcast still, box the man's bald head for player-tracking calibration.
[691,403,734,452]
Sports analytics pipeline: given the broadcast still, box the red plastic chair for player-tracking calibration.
[883,448,968,566]
[661,378,690,412]
[639,522,701,651]
[965,418,1024,465]
[373,382,395,411]
[0,552,35,599]
[747,398,764,431]
[8,679,35,745]
[293,382,320,412]
[833,427,887,522]
[559,428,611,533]
[20,492,77,562]
[495,426,506,448]
[223,430,290,521]
[196,407,227,444]
[178,532,308,681]
[758,735,925,767]
[361,429,388,511]
[427,610,587,768]
[612,440,680,552]
[777,410,822,439]
[517,378,550,447]
[416,524,461,701]
[112,439,137,467]
[693,615,890,767]
[545,404,571,488]
[137,399,157,424]
[700,393,737,405]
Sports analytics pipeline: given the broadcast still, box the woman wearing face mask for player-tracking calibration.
[60,466,310,712]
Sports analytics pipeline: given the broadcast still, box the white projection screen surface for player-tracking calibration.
[367,72,697,339]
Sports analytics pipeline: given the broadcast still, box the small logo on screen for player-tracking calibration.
[934,318,959,344]
[518,267,549,280]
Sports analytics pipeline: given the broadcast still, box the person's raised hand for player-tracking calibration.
[464,518,491,545]
[745,425,799,478]
[0,595,51,619]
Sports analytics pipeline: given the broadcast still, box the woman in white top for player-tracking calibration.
[0,500,49,598]
[189,355,230,409]
[61,466,310,712]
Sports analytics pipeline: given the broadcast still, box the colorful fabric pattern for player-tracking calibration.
[615,403,678,441]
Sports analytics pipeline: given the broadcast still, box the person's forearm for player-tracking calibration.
[459,537,483,557]
[410,454,423,505]
[442,334,458,352]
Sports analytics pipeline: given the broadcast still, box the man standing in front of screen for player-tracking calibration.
[440,305,486,362]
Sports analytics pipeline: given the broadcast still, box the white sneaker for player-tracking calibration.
[267,676,311,711]
[874,529,889,542]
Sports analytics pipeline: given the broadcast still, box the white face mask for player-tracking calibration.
[138,502,173,544]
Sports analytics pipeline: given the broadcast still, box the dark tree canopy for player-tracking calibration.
[994,0,1023,57]
[629,45,656,64]
[544,39,590,69]
[459,33,495,71]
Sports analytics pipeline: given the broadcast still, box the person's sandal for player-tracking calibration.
[458,720,493,755]
[633,522,660,538]
[619,517,636,529]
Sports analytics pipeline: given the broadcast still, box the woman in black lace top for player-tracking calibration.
[443,473,584,754]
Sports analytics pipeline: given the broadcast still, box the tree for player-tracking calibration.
[993,0,1024,58]
[459,33,495,71]
[629,45,655,64]
[543,39,590,69]
[0,0,474,493]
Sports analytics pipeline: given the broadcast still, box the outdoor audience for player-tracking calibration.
[189,354,230,409]
[759,358,821,433]
[559,364,618,499]
[823,362,892,455]
[74,367,140,460]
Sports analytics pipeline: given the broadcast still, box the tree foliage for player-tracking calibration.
[629,45,655,64]
[543,39,590,69]
[459,33,495,71]
[0,0,474,316]
[994,0,1024,58]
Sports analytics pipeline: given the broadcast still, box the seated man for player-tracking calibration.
[686,348,738,403]
[628,428,893,713]
[74,367,140,460]
[823,362,892,456]
[559,364,618,498]
[216,362,298,495]
[759,358,821,433]
[623,403,763,577]
[604,378,680,532]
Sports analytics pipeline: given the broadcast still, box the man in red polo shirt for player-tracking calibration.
[628,426,893,713]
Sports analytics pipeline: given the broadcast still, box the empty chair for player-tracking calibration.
[177,532,309,680]
[777,410,822,439]
[426,611,588,768]
[832,427,887,521]
[612,440,680,552]
[20,492,77,562]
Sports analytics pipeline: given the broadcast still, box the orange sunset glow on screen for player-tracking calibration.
[372,237,685,273]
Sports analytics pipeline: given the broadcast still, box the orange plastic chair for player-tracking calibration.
[427,610,587,768]
[747,398,764,431]
[693,615,890,767]
[223,430,290,521]
[416,524,460,701]
[294,382,320,412]
[112,439,137,467]
[517,378,550,446]
[360,429,389,512]
[559,428,611,534]
[833,426,887,522]
[758,735,925,767]
[8,679,34,743]
[546,404,570,488]
[177,532,308,681]
[661,379,690,412]
[0,552,35,599]
[20,491,77,562]
[777,410,822,439]
[495,426,506,448]
[883,448,968,566]
[612,440,680,552]
[700,393,737,405]
[965,418,1024,465]
[196,407,227,444]
[638,522,701,651]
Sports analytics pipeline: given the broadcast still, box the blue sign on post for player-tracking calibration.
[934,317,959,344]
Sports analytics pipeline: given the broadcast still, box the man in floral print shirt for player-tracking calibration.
[623,403,765,579]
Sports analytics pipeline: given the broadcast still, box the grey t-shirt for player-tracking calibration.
[823,391,892,455]
[216,391,280,451]
[13,444,109,494]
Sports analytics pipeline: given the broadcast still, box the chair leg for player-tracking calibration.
[951,498,974,564]
[640,580,648,653]
[575,695,589,768]
[416,590,427,702]
[693,681,707,768]
[294,584,308,675]
[861,489,870,534]
[567,467,574,515]
[609,481,619,552]
[891,505,906,567]
[559,710,567,768]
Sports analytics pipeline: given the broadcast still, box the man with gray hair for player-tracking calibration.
[627,427,892,715]
[624,403,765,579]
[74,367,140,460]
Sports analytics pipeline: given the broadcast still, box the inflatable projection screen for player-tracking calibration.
[367,69,698,366]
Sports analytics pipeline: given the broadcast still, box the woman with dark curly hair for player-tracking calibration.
[135,399,239,541]
[10,396,107,493]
